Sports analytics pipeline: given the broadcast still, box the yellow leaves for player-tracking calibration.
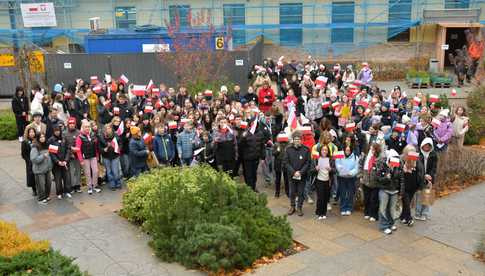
[0,220,49,257]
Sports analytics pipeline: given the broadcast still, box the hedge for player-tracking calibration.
[465,85,485,145]
[0,110,16,140]
[121,165,293,273]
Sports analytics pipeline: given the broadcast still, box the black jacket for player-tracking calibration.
[402,160,426,192]
[11,95,29,117]
[243,93,258,104]
[114,102,133,121]
[273,142,288,170]
[420,151,438,183]
[239,124,267,161]
[99,134,121,160]
[284,144,311,179]
[373,158,402,192]
[48,135,69,166]
[73,97,89,121]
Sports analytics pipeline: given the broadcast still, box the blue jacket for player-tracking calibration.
[129,137,148,169]
[335,153,359,178]
[153,133,175,163]
[176,130,197,159]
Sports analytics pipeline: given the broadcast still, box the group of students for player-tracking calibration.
[11,58,469,234]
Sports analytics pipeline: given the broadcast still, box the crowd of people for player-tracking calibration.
[11,57,469,234]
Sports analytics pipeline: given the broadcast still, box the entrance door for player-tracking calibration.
[445,27,467,67]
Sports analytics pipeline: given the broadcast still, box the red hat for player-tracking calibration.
[67,117,76,125]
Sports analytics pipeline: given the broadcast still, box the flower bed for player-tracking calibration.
[120,165,293,274]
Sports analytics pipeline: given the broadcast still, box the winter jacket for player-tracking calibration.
[386,135,407,154]
[273,142,288,170]
[357,68,373,85]
[153,133,175,163]
[258,86,276,113]
[335,153,359,178]
[75,131,99,161]
[30,93,44,116]
[46,117,61,139]
[114,102,133,121]
[434,118,453,145]
[420,138,438,183]
[197,141,216,165]
[97,103,113,125]
[129,137,148,169]
[373,157,402,192]
[47,134,69,166]
[11,94,29,118]
[452,115,469,139]
[99,134,121,160]
[176,130,198,159]
[73,96,89,122]
[402,160,426,192]
[284,144,311,178]
[214,129,237,162]
[240,124,269,161]
[30,146,52,174]
[243,93,258,104]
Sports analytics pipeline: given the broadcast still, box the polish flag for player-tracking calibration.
[312,151,320,159]
[413,96,421,105]
[353,80,364,86]
[287,103,298,130]
[92,84,103,94]
[204,90,213,97]
[48,144,59,154]
[276,133,289,143]
[345,122,356,132]
[249,119,258,134]
[451,89,457,97]
[143,133,152,143]
[333,151,345,159]
[144,105,153,113]
[181,118,190,125]
[103,100,111,108]
[389,157,400,168]
[315,76,328,89]
[119,74,129,85]
[332,102,340,109]
[431,118,441,128]
[111,138,120,154]
[300,126,312,135]
[429,94,440,103]
[322,101,331,109]
[132,85,146,96]
[146,79,155,91]
[357,100,369,108]
[113,107,120,115]
[105,74,112,83]
[168,121,178,129]
[347,85,359,98]
[64,92,72,99]
[155,100,162,109]
[72,147,80,153]
[364,108,371,115]
[116,121,124,136]
[390,107,399,113]
[394,123,406,132]
[407,151,420,161]
[90,76,98,85]
[240,121,248,129]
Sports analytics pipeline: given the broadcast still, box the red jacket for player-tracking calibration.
[258,86,276,113]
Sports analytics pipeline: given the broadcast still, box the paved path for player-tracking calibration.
[0,140,483,276]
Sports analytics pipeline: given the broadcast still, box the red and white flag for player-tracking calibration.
[413,96,421,105]
[357,100,369,108]
[119,74,129,85]
[407,151,419,161]
[390,107,399,113]
[113,107,120,115]
[315,76,328,89]
[431,118,441,128]
[276,133,289,143]
[451,89,457,97]
[332,102,340,109]
[105,74,112,83]
[249,118,258,135]
[90,76,98,85]
[204,90,213,97]
[111,138,120,154]
[143,133,152,143]
[287,103,298,130]
[429,94,440,103]
[92,84,103,94]
[116,121,124,136]
[353,80,364,86]
[103,100,111,108]
[152,88,160,95]
[345,122,356,132]
[144,105,153,113]
[312,151,320,159]
[71,147,80,153]
[146,79,155,91]
[394,123,406,132]
[389,157,400,168]
[48,144,59,154]
[181,118,190,125]
[333,151,345,159]
[240,121,248,129]
[132,85,146,97]
[300,126,312,135]
[322,101,331,109]
[168,121,178,130]
[347,85,359,98]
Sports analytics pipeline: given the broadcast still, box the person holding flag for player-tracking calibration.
[213,118,237,174]
[30,133,52,204]
[399,145,424,227]
[75,120,101,195]
[129,126,149,176]
[99,124,123,190]
[335,145,359,216]
[48,124,72,199]
[63,117,82,193]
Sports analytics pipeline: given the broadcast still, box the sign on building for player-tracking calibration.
[215,37,225,50]
[142,44,170,53]
[21,3,57,27]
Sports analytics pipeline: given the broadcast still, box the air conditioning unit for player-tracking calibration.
[89,17,100,31]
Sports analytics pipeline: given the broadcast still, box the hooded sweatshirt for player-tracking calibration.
[420,137,437,181]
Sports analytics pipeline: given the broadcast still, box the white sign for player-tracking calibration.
[441,44,449,50]
[20,3,57,27]
[63,62,71,69]
[235,59,244,66]
[142,44,170,53]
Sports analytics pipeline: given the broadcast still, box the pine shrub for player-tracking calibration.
[0,221,49,257]
[0,110,17,140]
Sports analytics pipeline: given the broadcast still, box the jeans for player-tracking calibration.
[262,147,273,182]
[363,185,379,219]
[69,158,81,191]
[315,179,331,216]
[400,189,417,222]
[415,190,431,218]
[337,177,356,212]
[35,173,51,201]
[378,190,398,231]
[103,157,122,188]
[243,159,259,191]
[120,154,131,178]
[274,166,289,197]
[289,179,305,209]
[304,176,315,200]
[82,157,98,189]
[331,173,339,200]
[53,165,71,195]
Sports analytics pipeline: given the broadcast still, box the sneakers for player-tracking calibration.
[75,189,83,193]
[414,215,427,221]
[38,199,48,205]
[297,208,304,216]
[288,207,296,216]
[18,136,23,142]
[94,188,102,193]
[65,193,72,199]
[407,219,415,227]
[400,219,408,224]
[307,197,314,204]
[345,211,351,216]
[88,189,93,195]
[327,204,332,210]
[391,225,397,231]
[317,216,327,220]
[57,195,62,200]
[341,211,346,216]
[383,228,392,235]
[369,217,377,222]
[364,216,370,220]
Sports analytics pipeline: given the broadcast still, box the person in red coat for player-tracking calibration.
[258,81,276,113]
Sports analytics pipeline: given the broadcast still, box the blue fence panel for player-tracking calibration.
[224,4,246,46]
[331,1,355,43]
[279,3,303,46]
[388,0,412,39]
[169,5,191,27]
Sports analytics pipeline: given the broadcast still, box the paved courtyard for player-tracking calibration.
[0,140,484,276]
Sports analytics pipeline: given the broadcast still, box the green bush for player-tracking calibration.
[0,249,86,276]
[121,165,293,273]
[465,85,485,145]
[0,110,17,140]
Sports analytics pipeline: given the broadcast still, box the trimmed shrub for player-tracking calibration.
[0,221,49,257]
[465,85,485,145]
[0,249,86,276]
[0,110,17,140]
[121,165,293,273]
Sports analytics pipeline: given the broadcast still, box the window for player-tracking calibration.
[169,5,191,27]
[279,3,303,46]
[115,7,136,29]
[388,0,412,42]
[223,4,246,46]
[445,0,469,8]
[331,2,354,43]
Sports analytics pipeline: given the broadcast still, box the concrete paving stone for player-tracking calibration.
[393,244,433,263]
[162,262,206,276]
[296,218,345,240]
[48,198,82,216]
[296,233,348,257]
[409,238,472,263]
[332,233,367,249]
[70,214,139,239]
[289,257,352,276]
[15,198,54,217]
[376,253,438,276]
[252,255,307,276]
[372,235,410,253]
[418,254,484,276]
[339,259,392,276]
[0,208,33,227]
[0,203,15,214]
[290,249,334,266]
[73,252,122,276]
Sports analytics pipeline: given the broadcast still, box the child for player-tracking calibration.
[197,131,216,169]
[129,126,149,177]
[415,138,437,221]
[99,124,123,190]
[30,133,52,204]
[176,122,198,166]
[153,124,175,165]
[314,145,335,220]
[273,133,289,198]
